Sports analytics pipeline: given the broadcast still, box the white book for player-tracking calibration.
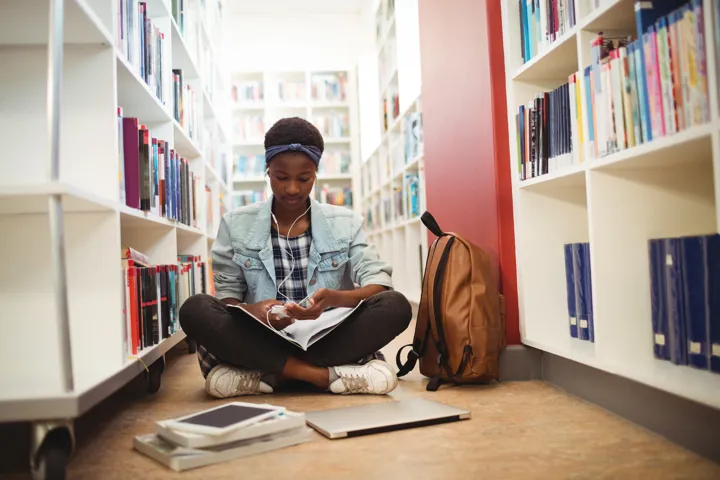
[134,426,312,472]
[156,410,307,449]
[227,300,364,350]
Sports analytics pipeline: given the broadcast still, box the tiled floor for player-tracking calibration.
[2,324,718,479]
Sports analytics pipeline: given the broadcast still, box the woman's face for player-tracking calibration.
[267,152,317,212]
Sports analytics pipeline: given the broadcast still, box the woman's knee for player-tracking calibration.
[179,293,217,334]
[373,290,413,333]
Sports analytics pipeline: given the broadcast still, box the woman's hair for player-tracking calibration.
[264,117,325,153]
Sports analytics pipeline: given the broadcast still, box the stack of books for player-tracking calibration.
[134,404,310,472]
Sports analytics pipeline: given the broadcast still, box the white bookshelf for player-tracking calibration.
[500,0,720,409]
[229,69,361,212]
[0,0,230,475]
[360,0,425,305]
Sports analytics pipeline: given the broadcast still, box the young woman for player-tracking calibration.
[180,117,412,398]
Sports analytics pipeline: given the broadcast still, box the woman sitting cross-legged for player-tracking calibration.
[179,117,412,398]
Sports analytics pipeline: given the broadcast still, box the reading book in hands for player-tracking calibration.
[227,300,364,350]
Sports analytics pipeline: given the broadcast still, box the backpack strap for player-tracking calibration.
[421,211,445,237]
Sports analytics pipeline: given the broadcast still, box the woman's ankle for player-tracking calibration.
[281,357,330,389]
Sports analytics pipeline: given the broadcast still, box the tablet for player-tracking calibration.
[163,402,285,436]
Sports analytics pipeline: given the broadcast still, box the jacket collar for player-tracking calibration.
[243,195,340,253]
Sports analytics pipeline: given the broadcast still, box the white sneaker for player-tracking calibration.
[329,360,398,395]
[205,364,274,398]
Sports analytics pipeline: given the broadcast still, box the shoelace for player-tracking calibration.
[339,372,370,393]
[233,370,263,393]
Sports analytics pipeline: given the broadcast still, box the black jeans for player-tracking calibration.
[179,290,413,374]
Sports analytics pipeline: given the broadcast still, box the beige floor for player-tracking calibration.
[2,324,719,479]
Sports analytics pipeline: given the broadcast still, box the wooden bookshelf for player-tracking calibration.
[229,70,360,212]
[360,0,426,305]
[0,0,230,476]
[500,0,720,410]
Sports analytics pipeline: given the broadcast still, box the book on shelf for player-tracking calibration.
[404,111,423,163]
[121,247,206,356]
[234,114,265,142]
[311,111,350,138]
[404,173,421,219]
[171,0,185,34]
[232,80,264,105]
[648,234,720,373]
[316,185,353,208]
[563,242,594,342]
[278,79,306,102]
[518,0,577,64]
[318,150,352,175]
[233,190,267,209]
[118,0,167,105]
[234,154,266,178]
[118,107,126,204]
[173,68,199,141]
[121,114,200,228]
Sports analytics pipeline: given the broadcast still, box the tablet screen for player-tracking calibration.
[177,404,277,428]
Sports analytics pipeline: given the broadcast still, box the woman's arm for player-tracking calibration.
[211,215,247,304]
[332,284,388,307]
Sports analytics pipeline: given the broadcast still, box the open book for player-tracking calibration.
[227,301,364,350]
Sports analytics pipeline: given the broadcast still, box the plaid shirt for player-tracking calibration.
[197,226,312,378]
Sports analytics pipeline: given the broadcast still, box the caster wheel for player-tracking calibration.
[145,356,165,394]
[187,338,197,354]
[31,426,72,480]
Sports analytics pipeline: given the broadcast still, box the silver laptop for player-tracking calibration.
[305,397,471,439]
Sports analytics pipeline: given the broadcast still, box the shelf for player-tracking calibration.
[324,137,352,144]
[0,182,117,215]
[233,103,265,111]
[119,204,178,229]
[234,140,265,147]
[512,27,578,82]
[116,51,172,123]
[519,162,587,190]
[0,0,113,46]
[172,119,202,158]
[0,330,187,422]
[310,101,350,109]
[580,0,637,32]
[205,162,230,193]
[170,16,200,79]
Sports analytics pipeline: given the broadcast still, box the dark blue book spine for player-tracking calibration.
[708,234,720,373]
[573,243,589,341]
[649,239,669,360]
[564,243,578,338]
[681,236,710,370]
[663,238,687,365]
[583,242,594,342]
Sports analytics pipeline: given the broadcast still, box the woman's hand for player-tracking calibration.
[245,299,294,330]
[285,288,337,320]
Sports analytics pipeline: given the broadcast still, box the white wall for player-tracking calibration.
[221,13,367,72]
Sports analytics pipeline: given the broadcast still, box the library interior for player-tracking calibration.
[2,0,720,478]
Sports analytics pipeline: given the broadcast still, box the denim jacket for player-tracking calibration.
[211,196,394,304]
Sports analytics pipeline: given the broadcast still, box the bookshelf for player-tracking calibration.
[360,0,426,305]
[229,70,360,212]
[500,0,720,409]
[0,0,230,475]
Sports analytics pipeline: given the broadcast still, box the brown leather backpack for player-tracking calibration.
[396,212,506,391]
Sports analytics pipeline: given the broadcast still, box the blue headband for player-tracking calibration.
[265,143,322,166]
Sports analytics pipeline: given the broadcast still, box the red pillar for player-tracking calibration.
[418,0,520,344]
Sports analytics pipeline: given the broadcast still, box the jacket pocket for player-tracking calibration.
[316,252,349,289]
[232,252,265,290]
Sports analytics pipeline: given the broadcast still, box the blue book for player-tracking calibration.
[680,236,711,370]
[663,238,687,365]
[715,0,720,120]
[708,234,720,373]
[583,66,594,150]
[583,242,594,343]
[633,0,688,143]
[649,239,670,360]
[564,244,578,338]
[573,243,590,341]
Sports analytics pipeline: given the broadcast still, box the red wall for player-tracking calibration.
[418,0,520,344]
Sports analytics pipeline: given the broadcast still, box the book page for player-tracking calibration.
[226,300,363,350]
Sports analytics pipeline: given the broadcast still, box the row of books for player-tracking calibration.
[516,80,577,180]
[563,242,595,342]
[172,69,199,142]
[234,154,266,178]
[232,80,264,104]
[516,0,716,180]
[118,109,200,227]
[310,112,350,138]
[233,190,267,209]
[278,80,307,102]
[201,124,229,185]
[315,185,353,208]
[310,72,348,102]
[519,0,577,64]
[382,89,400,132]
[121,247,207,356]
[233,115,266,142]
[118,0,167,105]
[649,234,720,373]
[318,150,352,175]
